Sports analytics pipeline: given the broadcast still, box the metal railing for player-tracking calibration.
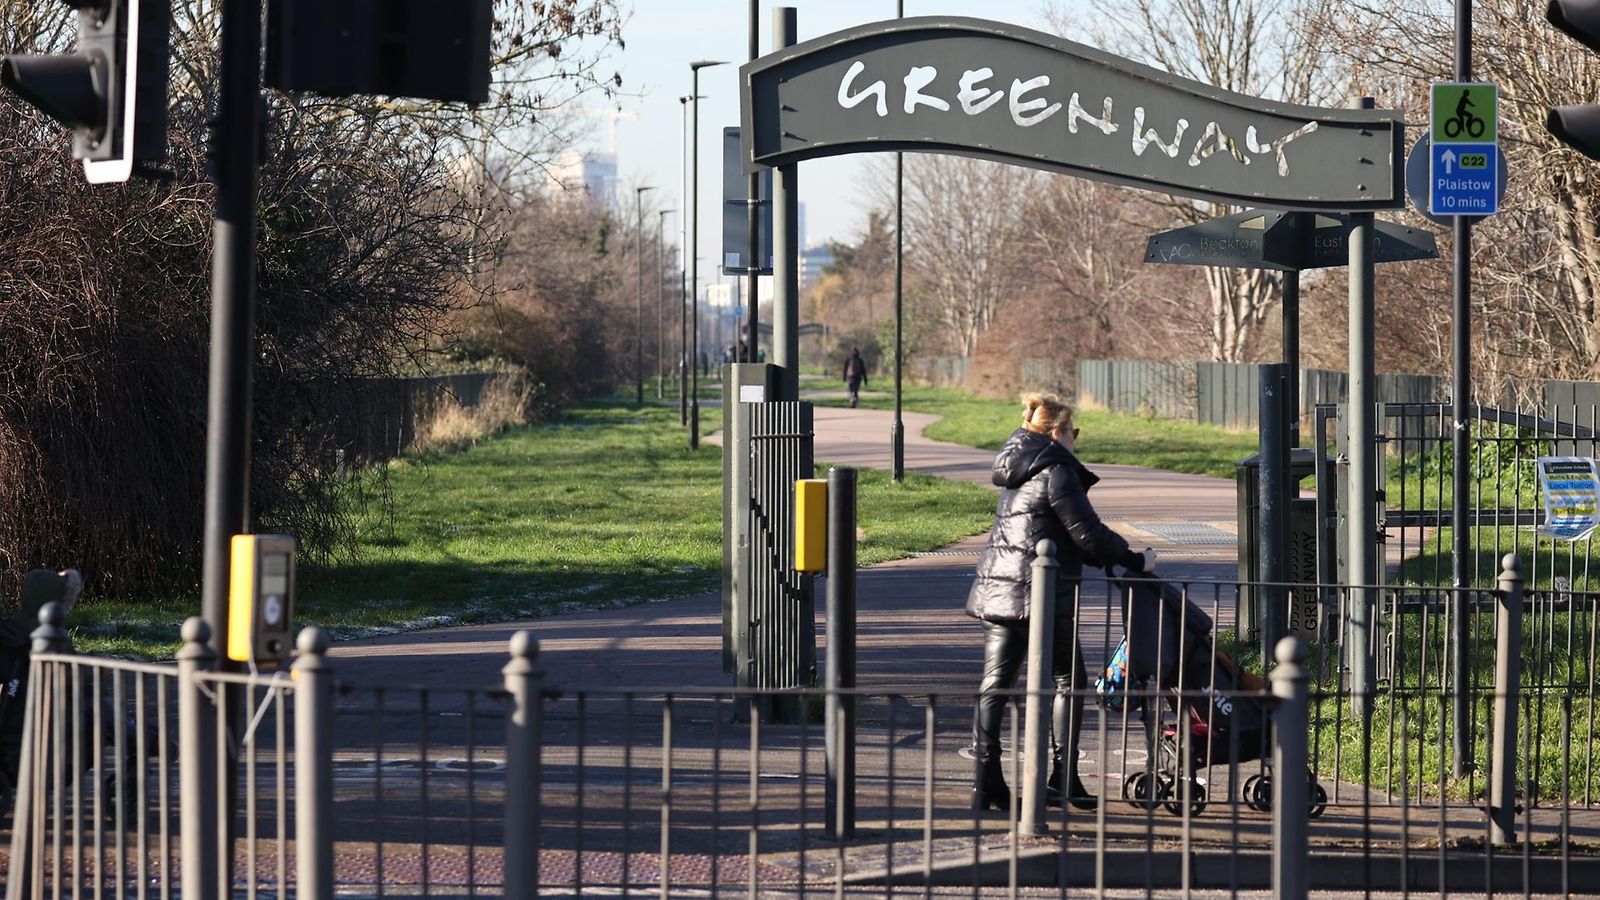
[2,560,1595,896]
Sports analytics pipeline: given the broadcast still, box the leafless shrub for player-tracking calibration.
[0,0,626,608]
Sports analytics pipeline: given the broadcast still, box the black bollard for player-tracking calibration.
[824,466,857,840]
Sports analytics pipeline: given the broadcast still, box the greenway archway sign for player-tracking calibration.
[728,13,1402,719]
[740,17,1403,210]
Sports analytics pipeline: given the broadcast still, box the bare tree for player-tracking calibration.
[1325,0,1600,381]
[888,155,1036,357]
[1021,177,1172,358]
[0,0,627,601]
[1047,0,1343,362]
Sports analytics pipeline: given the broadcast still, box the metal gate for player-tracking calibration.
[740,400,815,702]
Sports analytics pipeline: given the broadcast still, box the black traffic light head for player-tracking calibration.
[1549,105,1600,161]
[0,0,168,182]
[0,53,107,134]
[1546,1,1600,159]
[1549,0,1600,54]
[267,0,491,105]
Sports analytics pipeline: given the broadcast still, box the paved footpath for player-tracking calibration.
[317,401,1596,892]
[330,402,1242,693]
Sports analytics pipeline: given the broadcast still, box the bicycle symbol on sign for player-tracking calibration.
[1444,89,1486,139]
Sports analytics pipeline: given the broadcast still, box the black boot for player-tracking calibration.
[972,757,1011,812]
[1046,761,1098,811]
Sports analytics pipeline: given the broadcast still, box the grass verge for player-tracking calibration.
[810,384,1257,479]
[70,403,993,658]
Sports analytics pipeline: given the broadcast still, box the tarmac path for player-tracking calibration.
[329,402,1243,694]
[299,403,1599,892]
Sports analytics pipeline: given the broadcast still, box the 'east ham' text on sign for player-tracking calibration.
[740,17,1403,211]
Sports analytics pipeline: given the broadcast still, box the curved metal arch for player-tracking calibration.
[739,16,1403,212]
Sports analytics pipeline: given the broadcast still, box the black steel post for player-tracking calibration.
[1347,96,1379,718]
[1283,264,1301,448]
[1260,362,1290,659]
[636,186,653,406]
[688,66,721,449]
[824,466,857,840]
[772,7,799,401]
[1451,0,1474,778]
[746,0,761,380]
[890,0,906,482]
[201,0,262,666]
[658,209,672,400]
[679,96,690,427]
[201,0,263,874]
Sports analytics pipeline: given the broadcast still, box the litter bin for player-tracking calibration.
[1236,447,1326,643]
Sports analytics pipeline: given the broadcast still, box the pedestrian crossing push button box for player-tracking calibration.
[794,479,828,573]
[228,534,296,668]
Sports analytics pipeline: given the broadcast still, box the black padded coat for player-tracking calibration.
[965,428,1145,623]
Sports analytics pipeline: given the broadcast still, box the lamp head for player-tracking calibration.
[690,60,730,71]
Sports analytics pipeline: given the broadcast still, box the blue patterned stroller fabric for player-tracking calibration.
[1095,637,1147,712]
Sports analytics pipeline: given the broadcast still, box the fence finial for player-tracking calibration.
[1034,538,1058,564]
[1499,553,1522,583]
[30,601,70,654]
[297,625,330,657]
[1274,635,1309,669]
[178,617,215,664]
[504,630,540,676]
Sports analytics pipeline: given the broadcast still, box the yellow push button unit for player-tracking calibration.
[794,479,828,573]
[228,534,297,668]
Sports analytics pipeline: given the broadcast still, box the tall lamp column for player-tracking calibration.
[657,208,674,400]
[634,185,656,406]
[688,61,729,450]
[891,0,907,481]
[678,96,691,426]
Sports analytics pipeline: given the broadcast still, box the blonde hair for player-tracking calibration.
[1021,392,1075,436]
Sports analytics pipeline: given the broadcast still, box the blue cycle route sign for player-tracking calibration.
[1429,82,1499,217]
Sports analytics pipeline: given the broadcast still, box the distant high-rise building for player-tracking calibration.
[547,150,618,204]
[800,244,835,290]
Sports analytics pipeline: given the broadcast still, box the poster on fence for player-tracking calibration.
[1536,456,1600,541]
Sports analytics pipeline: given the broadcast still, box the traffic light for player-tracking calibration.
[0,0,169,183]
[1548,0,1600,160]
[267,0,492,105]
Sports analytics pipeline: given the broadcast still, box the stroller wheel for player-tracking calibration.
[1123,770,1173,811]
[1308,781,1328,819]
[1243,773,1273,813]
[1163,779,1208,817]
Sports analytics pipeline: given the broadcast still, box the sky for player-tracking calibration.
[597,1,1065,275]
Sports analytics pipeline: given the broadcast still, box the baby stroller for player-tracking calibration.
[1097,573,1327,818]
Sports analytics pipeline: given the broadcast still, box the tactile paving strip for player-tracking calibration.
[1129,522,1237,545]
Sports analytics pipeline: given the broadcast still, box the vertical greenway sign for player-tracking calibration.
[740,17,1405,211]
[1429,82,1499,217]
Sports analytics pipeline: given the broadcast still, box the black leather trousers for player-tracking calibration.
[970,618,1088,775]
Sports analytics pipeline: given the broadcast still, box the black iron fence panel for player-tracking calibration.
[4,654,183,900]
[5,569,1599,897]
[745,402,816,699]
[1367,400,1600,594]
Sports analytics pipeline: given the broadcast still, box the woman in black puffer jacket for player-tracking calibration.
[967,393,1154,812]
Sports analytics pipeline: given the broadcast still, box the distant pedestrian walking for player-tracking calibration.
[842,348,868,408]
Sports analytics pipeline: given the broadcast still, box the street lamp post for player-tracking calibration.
[635,185,656,406]
[689,61,729,450]
[679,95,691,426]
[892,0,906,482]
[657,208,674,400]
